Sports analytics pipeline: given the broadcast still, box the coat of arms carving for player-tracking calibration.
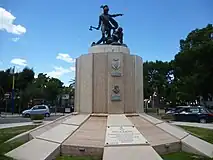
[111,85,121,101]
[111,58,121,77]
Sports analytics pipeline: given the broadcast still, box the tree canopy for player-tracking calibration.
[0,67,74,112]
[144,24,213,106]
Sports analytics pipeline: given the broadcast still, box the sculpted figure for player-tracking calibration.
[95,5,123,44]
[112,27,123,44]
[90,5,126,46]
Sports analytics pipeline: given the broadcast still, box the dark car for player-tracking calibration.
[165,106,190,115]
[174,106,213,123]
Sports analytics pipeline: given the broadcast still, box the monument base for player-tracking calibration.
[75,45,144,114]
[6,113,213,160]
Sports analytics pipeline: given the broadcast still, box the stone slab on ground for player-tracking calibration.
[6,139,60,160]
[139,113,163,125]
[62,117,107,148]
[62,114,89,126]
[37,123,78,144]
[129,116,179,146]
[182,135,213,158]
[107,114,133,127]
[156,122,189,139]
[103,146,163,160]
[30,114,72,138]
[105,126,148,146]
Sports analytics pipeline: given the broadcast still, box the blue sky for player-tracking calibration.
[0,0,212,86]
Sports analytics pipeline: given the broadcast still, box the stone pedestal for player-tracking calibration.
[75,45,144,114]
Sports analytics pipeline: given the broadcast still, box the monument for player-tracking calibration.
[89,5,126,46]
[5,5,213,160]
[75,5,144,114]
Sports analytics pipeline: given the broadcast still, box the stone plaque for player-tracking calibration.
[105,126,148,146]
[111,85,121,101]
[111,58,121,77]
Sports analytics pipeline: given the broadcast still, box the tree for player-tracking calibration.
[16,67,35,91]
[143,60,173,106]
[143,24,213,106]
[173,24,213,102]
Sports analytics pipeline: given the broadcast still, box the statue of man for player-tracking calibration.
[95,5,123,44]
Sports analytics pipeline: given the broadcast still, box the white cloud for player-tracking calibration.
[10,58,27,66]
[47,66,71,79]
[56,53,75,63]
[70,66,75,72]
[0,7,26,35]
[11,37,20,42]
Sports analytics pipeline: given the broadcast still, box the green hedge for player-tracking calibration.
[161,114,175,120]
[30,114,44,120]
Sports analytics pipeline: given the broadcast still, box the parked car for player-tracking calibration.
[165,106,190,115]
[22,105,50,117]
[174,106,213,123]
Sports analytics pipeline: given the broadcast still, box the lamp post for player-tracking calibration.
[10,66,15,115]
[17,96,21,114]
[4,93,10,114]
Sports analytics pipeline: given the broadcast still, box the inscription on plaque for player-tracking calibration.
[111,58,121,77]
[105,126,148,146]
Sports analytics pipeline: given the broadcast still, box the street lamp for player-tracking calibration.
[17,96,21,114]
[10,66,15,114]
[152,91,157,108]
[4,93,10,113]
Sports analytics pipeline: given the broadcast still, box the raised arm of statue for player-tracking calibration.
[110,14,123,17]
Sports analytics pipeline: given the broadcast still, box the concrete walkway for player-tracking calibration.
[171,121,213,130]
[0,121,50,129]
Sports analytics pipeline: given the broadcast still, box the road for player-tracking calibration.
[171,121,213,130]
[0,115,62,124]
[0,121,51,129]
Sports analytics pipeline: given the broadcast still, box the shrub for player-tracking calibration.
[30,114,44,120]
[161,114,175,120]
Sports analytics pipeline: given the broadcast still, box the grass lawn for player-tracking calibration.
[178,125,213,144]
[0,125,37,160]
[161,126,213,160]
[162,151,212,160]
[56,156,101,160]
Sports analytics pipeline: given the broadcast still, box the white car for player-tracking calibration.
[22,105,50,117]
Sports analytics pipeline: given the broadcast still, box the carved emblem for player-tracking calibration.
[111,85,121,101]
[111,58,121,77]
[112,85,120,94]
[112,59,120,70]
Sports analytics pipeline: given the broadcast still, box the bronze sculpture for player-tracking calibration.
[90,5,126,46]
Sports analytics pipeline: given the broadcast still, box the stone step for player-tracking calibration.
[6,139,60,160]
[103,146,163,160]
[30,114,72,138]
[139,113,163,125]
[37,123,78,144]
[36,114,89,144]
[107,114,134,127]
[156,122,189,139]
[128,116,180,155]
[182,135,213,158]
[62,114,89,126]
